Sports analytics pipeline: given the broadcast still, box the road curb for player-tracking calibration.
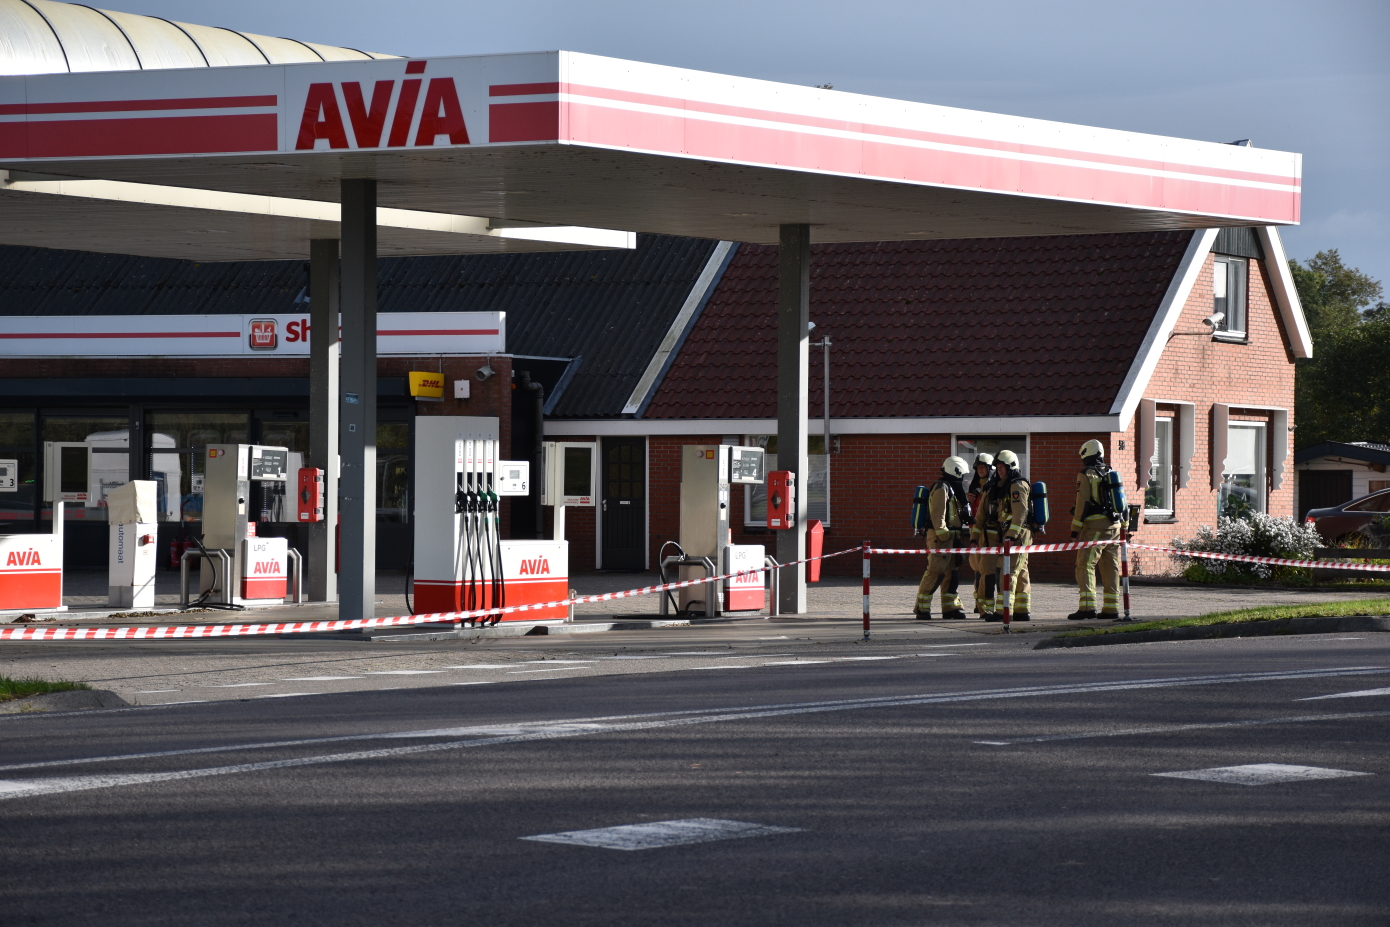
[0,688,131,714]
[1034,614,1390,649]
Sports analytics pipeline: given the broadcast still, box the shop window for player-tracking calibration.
[0,410,37,527]
[1212,256,1248,339]
[146,412,250,523]
[377,423,410,523]
[41,415,130,522]
[744,435,830,525]
[1371,480,1390,494]
[1145,417,1175,514]
[955,435,1028,476]
[1220,423,1266,518]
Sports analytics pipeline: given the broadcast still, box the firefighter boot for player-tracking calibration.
[1067,609,1099,620]
[1012,611,1031,621]
[941,608,968,620]
[914,609,933,621]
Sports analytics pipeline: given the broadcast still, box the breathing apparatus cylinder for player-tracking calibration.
[1105,469,1127,520]
[1029,481,1049,532]
[911,485,930,533]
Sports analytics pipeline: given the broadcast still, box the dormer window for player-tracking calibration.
[1212,256,1248,340]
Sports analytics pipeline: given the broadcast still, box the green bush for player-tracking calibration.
[1171,513,1321,585]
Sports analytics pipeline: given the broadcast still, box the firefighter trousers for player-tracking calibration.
[973,531,1002,613]
[1076,521,1122,614]
[915,532,963,613]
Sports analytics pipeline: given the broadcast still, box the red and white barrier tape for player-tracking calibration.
[870,539,1120,556]
[0,546,860,641]
[1133,544,1390,573]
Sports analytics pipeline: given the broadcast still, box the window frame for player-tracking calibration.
[1145,416,1175,515]
[1220,421,1267,518]
[742,435,831,527]
[1212,255,1249,341]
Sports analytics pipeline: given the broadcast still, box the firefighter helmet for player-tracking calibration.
[1079,439,1105,460]
[942,456,969,479]
[996,449,1020,469]
[974,452,994,468]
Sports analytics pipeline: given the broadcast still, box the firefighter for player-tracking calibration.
[1068,439,1123,620]
[966,453,996,616]
[914,456,970,620]
[988,449,1033,621]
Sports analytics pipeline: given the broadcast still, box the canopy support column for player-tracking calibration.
[776,223,810,614]
[339,180,377,622]
[308,237,339,603]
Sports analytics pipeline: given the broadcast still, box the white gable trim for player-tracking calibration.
[1111,229,1217,431]
[1257,226,1313,359]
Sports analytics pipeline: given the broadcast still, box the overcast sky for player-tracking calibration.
[125,0,1390,294]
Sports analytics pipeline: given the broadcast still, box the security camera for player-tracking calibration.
[475,364,496,382]
[1202,312,1225,329]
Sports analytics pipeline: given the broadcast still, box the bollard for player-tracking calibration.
[1000,539,1012,633]
[861,541,871,641]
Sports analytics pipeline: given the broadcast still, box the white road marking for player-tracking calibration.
[1299,687,1390,701]
[1,666,1385,798]
[662,652,731,656]
[206,683,273,689]
[836,656,900,661]
[508,668,583,674]
[757,636,789,640]
[363,671,443,676]
[521,660,595,665]
[600,655,664,660]
[762,660,832,666]
[442,665,515,670]
[913,643,991,648]
[973,709,1390,744]
[1153,763,1372,786]
[915,654,959,657]
[280,676,363,682]
[521,818,801,851]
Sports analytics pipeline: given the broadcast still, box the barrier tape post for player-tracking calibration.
[1000,539,1012,633]
[861,540,871,641]
[1119,525,1133,622]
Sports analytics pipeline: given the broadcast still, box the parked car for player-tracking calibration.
[1304,488,1390,545]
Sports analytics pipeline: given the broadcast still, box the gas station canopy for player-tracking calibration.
[1,49,1301,253]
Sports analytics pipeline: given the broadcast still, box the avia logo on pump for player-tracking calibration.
[295,61,471,151]
[518,557,551,575]
[248,319,278,350]
[5,549,41,567]
[252,559,283,575]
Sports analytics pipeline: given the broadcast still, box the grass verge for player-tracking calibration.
[1056,598,1390,639]
[0,674,92,702]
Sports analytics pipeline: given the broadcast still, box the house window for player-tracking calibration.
[955,435,1028,476]
[1145,417,1174,514]
[1212,256,1248,339]
[744,435,830,525]
[1220,422,1266,518]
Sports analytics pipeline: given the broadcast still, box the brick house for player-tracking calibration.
[545,226,1311,579]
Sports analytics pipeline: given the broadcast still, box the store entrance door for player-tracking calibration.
[601,437,645,571]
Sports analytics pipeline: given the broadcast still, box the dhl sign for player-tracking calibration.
[408,371,446,400]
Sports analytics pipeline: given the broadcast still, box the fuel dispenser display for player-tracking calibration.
[676,445,765,613]
[413,417,565,621]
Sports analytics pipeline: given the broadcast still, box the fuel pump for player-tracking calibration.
[674,445,765,613]
[413,417,566,622]
[200,444,291,604]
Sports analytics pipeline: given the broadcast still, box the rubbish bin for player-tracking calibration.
[807,519,824,582]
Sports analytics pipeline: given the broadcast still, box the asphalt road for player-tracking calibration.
[2,633,1388,926]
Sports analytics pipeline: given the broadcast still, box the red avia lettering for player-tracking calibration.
[296,67,469,151]
[518,557,550,575]
[6,549,41,567]
[252,560,283,575]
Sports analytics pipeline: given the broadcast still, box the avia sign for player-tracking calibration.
[297,65,470,151]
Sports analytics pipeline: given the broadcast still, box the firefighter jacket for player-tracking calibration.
[929,481,965,541]
[1000,475,1032,542]
[1070,465,1119,533]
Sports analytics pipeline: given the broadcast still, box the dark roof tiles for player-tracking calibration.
[644,232,1194,419]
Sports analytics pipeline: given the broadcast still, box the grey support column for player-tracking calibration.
[338,180,377,621]
[308,237,339,603]
[776,223,811,614]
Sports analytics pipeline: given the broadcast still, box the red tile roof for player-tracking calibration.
[644,231,1194,419]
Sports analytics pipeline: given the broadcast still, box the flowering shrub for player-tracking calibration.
[1171,513,1321,582]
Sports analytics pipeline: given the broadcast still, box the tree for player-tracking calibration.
[1289,249,1383,339]
[1291,251,1390,447]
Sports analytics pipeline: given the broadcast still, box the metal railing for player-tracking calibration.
[180,547,232,608]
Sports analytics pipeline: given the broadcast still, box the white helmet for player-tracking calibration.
[942,456,969,479]
[1080,439,1105,460]
[996,449,1020,469]
[974,452,994,468]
